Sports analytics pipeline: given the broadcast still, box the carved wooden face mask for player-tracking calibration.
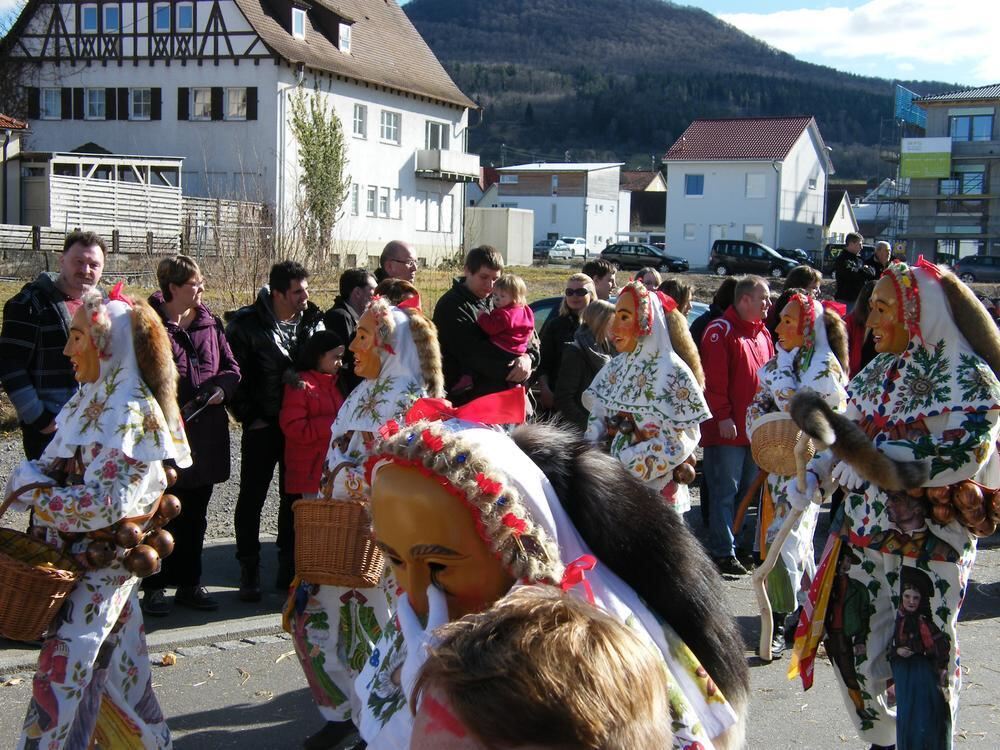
[775,300,805,352]
[371,463,516,621]
[611,293,640,354]
[867,276,909,355]
[350,307,382,380]
[64,305,101,383]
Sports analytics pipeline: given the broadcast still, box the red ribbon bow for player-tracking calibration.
[654,290,677,314]
[108,281,134,307]
[404,388,527,427]
[559,554,597,605]
[397,293,422,312]
[916,255,943,280]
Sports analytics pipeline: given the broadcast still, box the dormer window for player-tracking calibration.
[81,4,98,34]
[338,23,351,53]
[292,8,306,39]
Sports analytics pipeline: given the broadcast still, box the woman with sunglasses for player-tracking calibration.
[537,272,596,412]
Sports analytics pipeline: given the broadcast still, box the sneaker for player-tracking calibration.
[142,588,171,617]
[174,585,219,611]
[713,556,749,577]
[735,547,759,571]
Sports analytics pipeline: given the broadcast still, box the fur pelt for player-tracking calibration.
[666,308,705,388]
[131,298,181,433]
[790,391,927,490]
[822,308,849,373]
[511,423,750,725]
[405,308,445,398]
[939,269,1000,378]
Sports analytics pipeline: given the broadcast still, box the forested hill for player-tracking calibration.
[403,0,960,178]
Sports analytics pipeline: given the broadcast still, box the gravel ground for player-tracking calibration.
[0,424,284,541]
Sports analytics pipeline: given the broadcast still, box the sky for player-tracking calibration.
[3,0,995,88]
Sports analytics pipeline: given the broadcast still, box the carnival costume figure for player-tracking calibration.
[746,293,848,653]
[284,296,443,750]
[4,287,191,750]
[788,260,1000,749]
[584,281,710,512]
[354,406,750,749]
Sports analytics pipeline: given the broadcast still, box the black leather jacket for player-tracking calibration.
[225,286,325,424]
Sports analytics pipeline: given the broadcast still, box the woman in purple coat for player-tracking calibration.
[142,255,241,615]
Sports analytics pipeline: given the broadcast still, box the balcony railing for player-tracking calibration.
[415,149,479,183]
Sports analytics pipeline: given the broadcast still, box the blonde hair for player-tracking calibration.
[494,274,527,306]
[581,299,615,343]
[413,585,672,750]
[559,272,597,317]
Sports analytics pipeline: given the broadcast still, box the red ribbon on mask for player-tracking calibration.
[559,554,597,605]
[404,387,527,427]
[916,255,943,280]
[397,292,422,312]
[109,281,134,306]
[653,290,677,314]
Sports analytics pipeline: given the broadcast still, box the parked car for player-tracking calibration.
[776,247,814,266]
[533,238,569,261]
[601,243,689,273]
[953,255,1000,283]
[559,237,588,258]
[822,242,875,275]
[529,296,707,333]
[708,239,797,278]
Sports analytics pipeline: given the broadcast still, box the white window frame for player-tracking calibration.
[352,104,367,139]
[40,88,61,120]
[190,88,212,121]
[808,177,818,190]
[425,120,449,150]
[683,223,696,240]
[380,110,401,145]
[103,4,120,32]
[84,88,105,120]
[176,2,194,33]
[153,2,170,32]
[442,194,454,233]
[80,4,98,33]
[338,22,351,53]
[427,192,441,232]
[378,187,391,218]
[292,8,306,39]
[366,186,377,217]
[499,174,518,184]
[351,184,360,216]
[743,224,764,243]
[130,88,151,120]
[745,173,765,199]
[416,191,428,231]
[225,87,247,121]
[684,173,704,197]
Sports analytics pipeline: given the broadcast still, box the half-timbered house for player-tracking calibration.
[4,0,479,263]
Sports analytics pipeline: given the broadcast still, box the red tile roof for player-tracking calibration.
[664,116,814,161]
[0,114,28,130]
[619,170,662,191]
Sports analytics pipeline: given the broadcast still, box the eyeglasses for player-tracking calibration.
[390,258,418,268]
[565,288,590,297]
[183,279,205,289]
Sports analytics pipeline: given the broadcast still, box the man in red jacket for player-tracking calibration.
[700,276,774,576]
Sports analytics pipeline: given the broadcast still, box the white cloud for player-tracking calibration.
[720,0,999,85]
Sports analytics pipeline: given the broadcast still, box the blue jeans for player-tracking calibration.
[704,444,760,558]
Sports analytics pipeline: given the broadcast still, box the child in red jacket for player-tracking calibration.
[279,331,346,497]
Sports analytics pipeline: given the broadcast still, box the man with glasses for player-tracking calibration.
[323,268,376,396]
[375,240,418,283]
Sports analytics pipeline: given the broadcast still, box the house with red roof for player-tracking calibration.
[662,116,834,266]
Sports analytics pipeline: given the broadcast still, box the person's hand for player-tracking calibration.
[832,461,865,490]
[206,386,225,406]
[896,647,913,658]
[719,418,737,441]
[397,585,450,702]
[506,354,532,383]
[777,346,799,369]
[40,419,57,435]
[787,470,819,510]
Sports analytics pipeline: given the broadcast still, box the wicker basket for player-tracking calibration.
[749,412,814,477]
[0,485,82,642]
[294,498,384,588]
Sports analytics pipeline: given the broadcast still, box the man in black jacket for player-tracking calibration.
[433,245,538,405]
[322,268,375,397]
[225,261,325,600]
[834,233,876,311]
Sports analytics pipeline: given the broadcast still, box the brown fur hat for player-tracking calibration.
[822,307,849,373]
[131,297,181,432]
[666,308,705,388]
[404,308,445,398]
[938,269,1000,378]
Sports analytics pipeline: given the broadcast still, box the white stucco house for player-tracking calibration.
[4,0,479,264]
[825,189,859,245]
[495,162,624,253]
[663,116,834,265]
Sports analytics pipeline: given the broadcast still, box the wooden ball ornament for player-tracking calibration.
[123,544,161,578]
[85,540,117,568]
[931,503,955,525]
[673,462,696,485]
[926,486,952,505]
[156,494,182,522]
[971,518,997,538]
[989,491,1000,524]
[952,482,983,513]
[144,529,175,559]
[114,521,143,549]
[164,465,179,488]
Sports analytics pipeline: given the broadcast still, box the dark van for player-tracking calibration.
[708,240,797,278]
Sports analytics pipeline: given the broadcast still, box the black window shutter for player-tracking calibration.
[246,87,257,121]
[151,88,162,121]
[104,88,116,120]
[73,88,84,120]
[210,87,223,120]
[60,88,72,120]
[26,87,40,119]
[177,87,189,120]
[117,88,129,120]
